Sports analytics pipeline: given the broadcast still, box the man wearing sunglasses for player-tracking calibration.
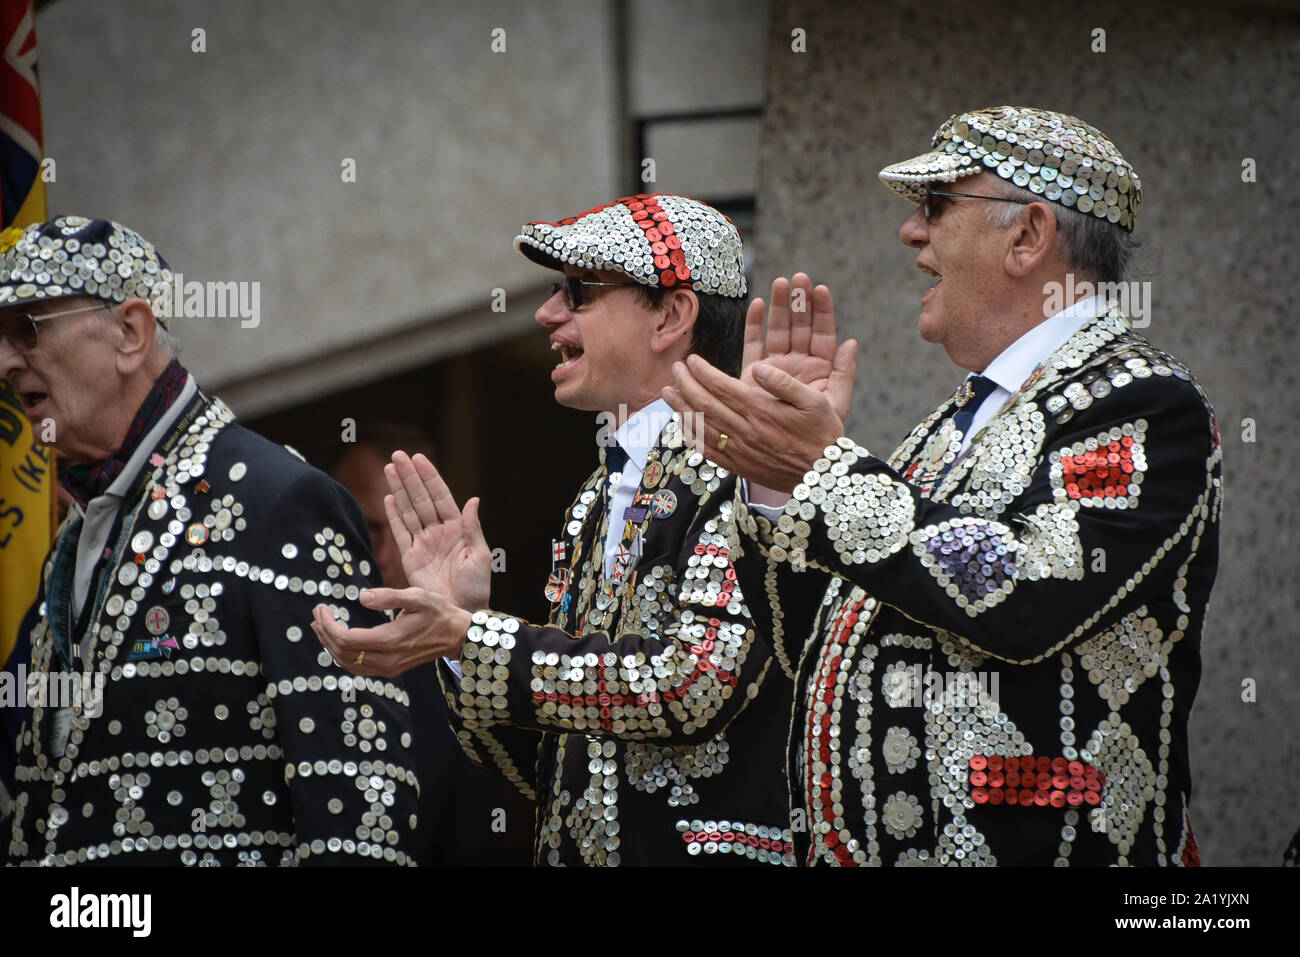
[0,216,419,866]
[315,193,838,866]
[665,106,1221,865]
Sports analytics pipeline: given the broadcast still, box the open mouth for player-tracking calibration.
[550,340,584,378]
[919,264,942,297]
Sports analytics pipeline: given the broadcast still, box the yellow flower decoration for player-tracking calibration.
[0,226,26,254]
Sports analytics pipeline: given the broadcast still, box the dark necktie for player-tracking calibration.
[603,442,628,477]
[950,374,998,442]
[600,443,628,523]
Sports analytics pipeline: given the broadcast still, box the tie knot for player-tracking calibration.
[954,374,997,410]
[603,442,629,476]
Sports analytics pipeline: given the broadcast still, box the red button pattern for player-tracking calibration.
[680,829,794,856]
[524,192,739,293]
[969,754,1106,807]
[627,195,692,288]
[520,192,743,297]
[805,599,867,866]
[1060,436,1136,500]
[694,542,738,607]
[531,614,737,726]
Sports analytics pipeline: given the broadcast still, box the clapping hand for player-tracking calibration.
[664,273,857,498]
[311,452,491,676]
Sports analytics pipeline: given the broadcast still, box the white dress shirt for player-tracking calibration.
[74,375,196,615]
[601,398,675,576]
[959,296,1099,453]
[72,375,197,656]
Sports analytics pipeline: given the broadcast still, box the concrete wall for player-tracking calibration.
[36,0,770,414]
[38,0,623,398]
[755,0,1298,865]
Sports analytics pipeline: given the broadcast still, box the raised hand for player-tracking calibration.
[741,273,857,422]
[384,451,492,612]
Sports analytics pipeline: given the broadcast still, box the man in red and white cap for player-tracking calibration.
[315,193,850,866]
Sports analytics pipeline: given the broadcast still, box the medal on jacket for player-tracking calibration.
[611,543,634,582]
[642,458,664,488]
[545,538,571,604]
[649,489,677,519]
[128,634,178,661]
[624,489,653,525]
[954,378,977,407]
[544,568,570,604]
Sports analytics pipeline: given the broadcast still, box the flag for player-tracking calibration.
[1,0,44,226]
[0,0,52,669]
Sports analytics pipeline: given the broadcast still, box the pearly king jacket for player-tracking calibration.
[735,305,1221,866]
[439,414,817,866]
[6,387,420,866]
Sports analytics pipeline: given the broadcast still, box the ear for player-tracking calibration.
[649,287,699,357]
[112,297,159,375]
[1003,201,1059,279]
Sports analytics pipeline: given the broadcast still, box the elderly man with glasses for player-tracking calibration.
[0,216,419,866]
[665,106,1221,866]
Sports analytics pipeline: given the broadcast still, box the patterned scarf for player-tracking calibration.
[59,358,188,508]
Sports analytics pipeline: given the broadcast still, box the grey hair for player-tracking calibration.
[91,301,183,357]
[983,179,1137,284]
[153,321,183,357]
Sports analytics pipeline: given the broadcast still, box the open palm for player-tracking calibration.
[740,273,855,422]
[384,452,492,612]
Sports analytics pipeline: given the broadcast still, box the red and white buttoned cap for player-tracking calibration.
[515,192,746,297]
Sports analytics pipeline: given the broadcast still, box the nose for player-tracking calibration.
[900,205,929,249]
[534,285,571,330]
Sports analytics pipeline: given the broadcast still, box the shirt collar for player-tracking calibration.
[103,374,198,499]
[608,398,675,473]
[978,295,1100,395]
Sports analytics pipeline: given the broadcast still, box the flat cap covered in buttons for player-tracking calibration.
[879,105,1142,232]
[0,215,176,325]
[515,192,746,297]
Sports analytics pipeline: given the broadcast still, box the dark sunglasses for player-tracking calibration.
[548,276,640,311]
[923,188,1035,222]
[0,300,112,352]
